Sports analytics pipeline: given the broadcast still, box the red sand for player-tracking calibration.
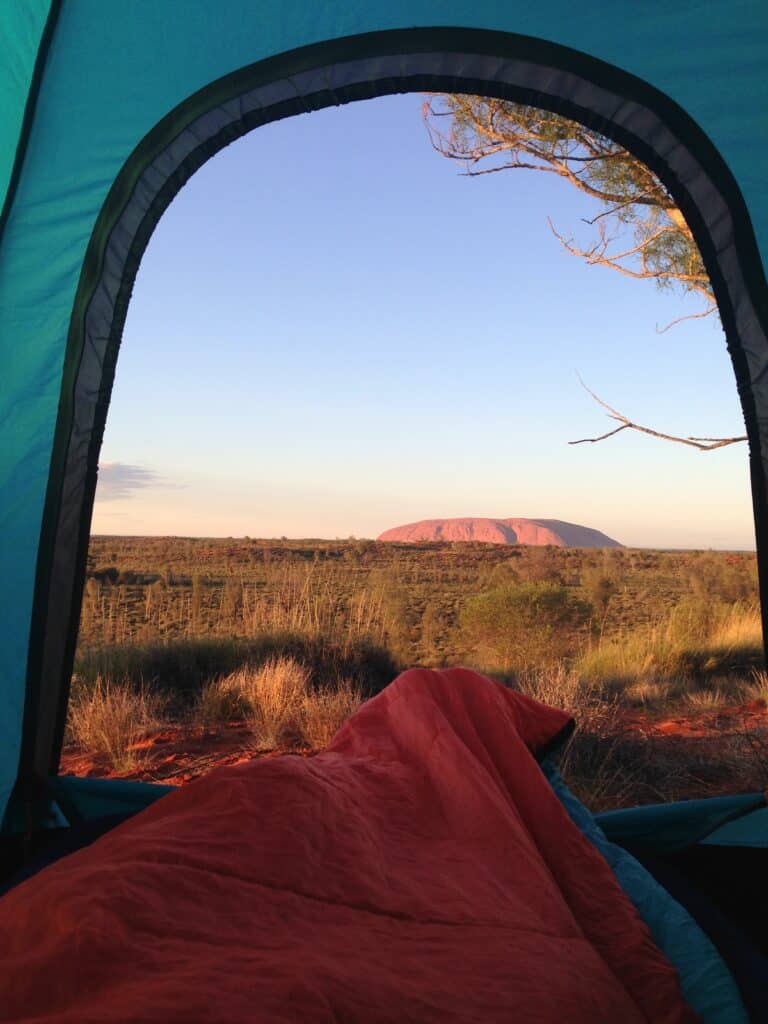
[619,699,767,739]
[59,700,767,797]
[60,722,316,787]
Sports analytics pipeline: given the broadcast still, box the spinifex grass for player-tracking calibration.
[300,680,362,750]
[67,676,165,772]
[195,657,363,750]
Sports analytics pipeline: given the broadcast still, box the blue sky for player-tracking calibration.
[92,93,753,549]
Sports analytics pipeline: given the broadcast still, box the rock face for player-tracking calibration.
[377,518,621,548]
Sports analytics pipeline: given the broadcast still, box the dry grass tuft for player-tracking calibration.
[512,662,768,810]
[707,603,763,650]
[513,667,645,809]
[195,658,364,749]
[746,669,768,705]
[67,676,164,771]
[195,659,308,746]
[196,674,252,724]
[513,663,584,713]
[557,700,643,809]
[301,680,363,750]
[223,657,310,748]
[683,687,728,709]
[620,679,670,707]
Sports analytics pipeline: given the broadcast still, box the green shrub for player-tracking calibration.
[460,582,592,672]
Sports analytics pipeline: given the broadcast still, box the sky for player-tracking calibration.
[91,93,754,550]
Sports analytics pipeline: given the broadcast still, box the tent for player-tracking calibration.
[2,2,768,1018]
[1,0,767,954]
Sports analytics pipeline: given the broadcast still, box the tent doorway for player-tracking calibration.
[7,27,768,831]
[64,89,755,802]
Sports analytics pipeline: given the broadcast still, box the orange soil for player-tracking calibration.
[608,699,768,803]
[619,699,767,740]
[59,721,316,787]
[59,701,767,798]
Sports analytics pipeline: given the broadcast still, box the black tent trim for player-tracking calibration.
[14,27,768,822]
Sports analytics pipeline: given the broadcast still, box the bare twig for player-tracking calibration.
[580,191,655,226]
[549,214,715,315]
[655,304,717,333]
[570,376,747,451]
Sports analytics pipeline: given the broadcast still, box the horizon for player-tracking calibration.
[88,530,757,554]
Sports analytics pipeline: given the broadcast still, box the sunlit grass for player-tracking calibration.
[684,687,728,710]
[195,658,364,750]
[576,601,763,689]
[67,676,165,771]
[67,540,767,811]
[300,680,363,750]
[745,669,768,705]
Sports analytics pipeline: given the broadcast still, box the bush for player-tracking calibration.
[244,657,310,748]
[66,676,164,771]
[201,658,309,749]
[460,582,592,671]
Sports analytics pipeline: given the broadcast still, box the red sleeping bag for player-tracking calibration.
[0,668,698,1022]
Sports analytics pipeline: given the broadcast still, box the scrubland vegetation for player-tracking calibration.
[66,537,767,809]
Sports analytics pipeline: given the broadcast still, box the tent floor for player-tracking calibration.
[621,842,768,1021]
[0,814,133,897]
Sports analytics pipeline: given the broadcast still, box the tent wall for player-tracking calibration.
[1,1,767,826]
[0,1,53,215]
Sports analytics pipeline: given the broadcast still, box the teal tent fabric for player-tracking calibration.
[1,1,767,827]
[51,775,174,824]
[701,807,768,849]
[0,0,52,214]
[596,793,767,856]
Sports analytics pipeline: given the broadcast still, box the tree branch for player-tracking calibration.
[548,220,714,304]
[581,191,656,225]
[422,97,674,209]
[423,94,715,312]
[569,377,747,451]
[655,304,717,332]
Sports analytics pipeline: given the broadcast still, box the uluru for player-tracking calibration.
[377,517,622,548]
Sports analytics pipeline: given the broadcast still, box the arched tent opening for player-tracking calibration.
[9,27,768,831]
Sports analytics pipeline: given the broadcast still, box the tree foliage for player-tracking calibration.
[423,96,715,320]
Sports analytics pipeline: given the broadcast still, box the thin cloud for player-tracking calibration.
[96,462,168,501]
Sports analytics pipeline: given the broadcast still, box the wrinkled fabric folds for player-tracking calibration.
[0,668,698,1023]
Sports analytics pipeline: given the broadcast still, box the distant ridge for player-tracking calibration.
[377,517,622,548]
